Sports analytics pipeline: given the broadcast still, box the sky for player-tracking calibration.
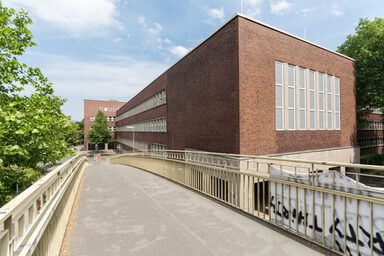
[2,0,384,121]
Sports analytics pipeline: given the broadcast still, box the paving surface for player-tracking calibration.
[68,162,325,256]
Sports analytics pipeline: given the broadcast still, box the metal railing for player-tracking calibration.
[0,154,88,256]
[111,150,384,256]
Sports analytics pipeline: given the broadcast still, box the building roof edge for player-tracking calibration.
[236,13,355,62]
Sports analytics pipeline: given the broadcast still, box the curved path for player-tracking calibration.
[68,162,326,256]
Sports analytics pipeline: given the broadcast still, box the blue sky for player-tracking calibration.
[3,0,384,121]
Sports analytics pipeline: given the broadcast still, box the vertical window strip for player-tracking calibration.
[327,75,333,129]
[275,61,284,130]
[318,73,325,129]
[299,68,306,130]
[309,70,316,130]
[335,77,340,129]
[288,65,295,130]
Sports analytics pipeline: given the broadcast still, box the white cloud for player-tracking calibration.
[169,46,190,58]
[270,0,292,15]
[113,37,122,43]
[208,7,225,21]
[244,0,263,18]
[138,16,163,36]
[164,38,172,44]
[4,0,120,36]
[331,4,343,17]
[23,52,168,120]
[300,7,317,18]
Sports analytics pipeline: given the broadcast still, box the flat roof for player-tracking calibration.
[84,99,125,103]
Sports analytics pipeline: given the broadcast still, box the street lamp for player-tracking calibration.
[126,126,135,153]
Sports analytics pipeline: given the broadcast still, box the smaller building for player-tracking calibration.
[358,109,384,155]
[84,99,125,150]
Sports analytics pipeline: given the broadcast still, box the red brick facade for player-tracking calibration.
[358,112,384,155]
[115,15,357,156]
[84,99,125,150]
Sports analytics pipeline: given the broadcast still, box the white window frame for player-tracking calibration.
[275,61,284,130]
[318,73,325,130]
[335,77,341,130]
[90,116,95,121]
[327,75,333,130]
[309,70,316,130]
[299,67,306,130]
[287,64,295,130]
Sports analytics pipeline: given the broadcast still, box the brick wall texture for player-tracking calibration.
[84,99,125,149]
[115,15,357,155]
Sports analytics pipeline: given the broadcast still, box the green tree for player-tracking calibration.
[87,111,112,148]
[337,18,384,120]
[0,3,74,204]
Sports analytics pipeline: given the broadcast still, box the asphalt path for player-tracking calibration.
[68,162,325,256]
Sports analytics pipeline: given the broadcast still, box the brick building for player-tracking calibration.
[84,99,125,150]
[358,109,384,155]
[115,14,359,163]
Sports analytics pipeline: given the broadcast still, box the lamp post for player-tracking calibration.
[126,126,135,152]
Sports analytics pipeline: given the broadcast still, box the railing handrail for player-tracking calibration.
[112,149,384,171]
[0,154,85,221]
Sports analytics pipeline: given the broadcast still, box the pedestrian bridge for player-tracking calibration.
[1,151,384,256]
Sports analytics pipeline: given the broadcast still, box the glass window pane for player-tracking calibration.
[300,90,305,108]
[335,95,340,111]
[288,109,295,129]
[336,113,340,129]
[319,112,324,129]
[319,73,324,91]
[319,93,324,110]
[276,108,283,130]
[310,111,315,129]
[300,68,305,89]
[327,75,332,92]
[276,86,283,107]
[328,112,333,129]
[288,65,295,86]
[276,62,283,85]
[310,71,315,90]
[288,87,295,108]
[327,94,332,111]
[300,110,306,129]
[310,91,315,109]
[335,77,340,94]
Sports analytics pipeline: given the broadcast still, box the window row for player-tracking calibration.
[116,90,166,121]
[358,138,384,148]
[99,107,118,112]
[116,117,167,133]
[275,61,340,131]
[90,116,116,122]
[108,126,116,131]
[358,122,384,131]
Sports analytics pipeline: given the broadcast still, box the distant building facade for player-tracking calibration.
[358,109,384,155]
[115,14,359,163]
[84,99,125,150]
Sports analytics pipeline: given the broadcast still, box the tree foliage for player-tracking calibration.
[0,3,75,205]
[337,18,384,119]
[65,120,84,146]
[87,111,112,146]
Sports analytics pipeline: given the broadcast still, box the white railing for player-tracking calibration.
[0,154,88,256]
[111,150,384,256]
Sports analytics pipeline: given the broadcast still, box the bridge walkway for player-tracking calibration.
[66,162,325,256]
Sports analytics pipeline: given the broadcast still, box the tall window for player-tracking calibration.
[90,116,95,121]
[288,65,295,130]
[335,77,340,129]
[309,70,316,130]
[327,75,333,129]
[299,68,306,130]
[275,62,283,130]
[318,73,324,129]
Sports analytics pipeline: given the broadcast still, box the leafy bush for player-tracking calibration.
[0,166,43,207]
[360,153,384,166]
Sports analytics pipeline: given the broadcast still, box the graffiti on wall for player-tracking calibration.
[269,165,384,256]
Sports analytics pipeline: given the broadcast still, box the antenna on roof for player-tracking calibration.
[241,0,244,14]
[304,26,307,40]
